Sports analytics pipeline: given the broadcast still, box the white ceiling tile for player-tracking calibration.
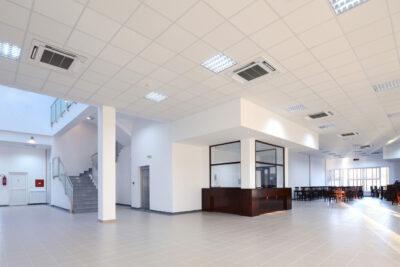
[294,62,324,79]
[126,56,158,75]
[163,55,196,74]
[266,0,313,16]
[177,1,224,37]
[111,27,151,55]
[311,36,351,60]
[202,75,230,89]
[8,0,33,9]
[34,0,83,27]
[156,25,197,53]
[29,12,72,45]
[181,40,217,63]
[284,0,333,33]
[89,58,120,76]
[114,68,143,84]
[16,73,44,90]
[18,62,49,79]
[203,22,245,51]
[387,0,400,14]
[353,35,395,59]
[42,81,69,94]
[47,72,77,86]
[73,79,100,93]
[103,79,131,92]
[280,51,317,70]
[0,69,16,84]
[346,18,392,48]
[67,89,91,99]
[298,19,342,48]
[0,0,29,30]
[169,76,195,90]
[98,44,134,66]
[224,38,261,62]
[81,70,109,85]
[203,0,253,18]
[67,30,106,56]
[88,0,140,23]
[136,77,163,91]
[184,66,213,82]
[76,8,120,41]
[328,62,364,78]
[148,67,178,83]
[0,22,25,46]
[230,0,278,35]
[360,49,398,69]
[337,0,388,33]
[140,43,175,65]
[320,50,357,69]
[267,37,306,60]
[250,20,293,50]
[144,0,197,21]
[126,5,171,39]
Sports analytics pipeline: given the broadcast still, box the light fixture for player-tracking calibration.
[86,116,93,120]
[329,0,369,15]
[145,92,167,102]
[0,42,21,59]
[287,104,305,112]
[387,136,400,145]
[373,79,400,92]
[27,136,36,144]
[201,53,236,73]
[318,123,335,129]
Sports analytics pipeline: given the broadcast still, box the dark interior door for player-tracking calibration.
[140,166,150,210]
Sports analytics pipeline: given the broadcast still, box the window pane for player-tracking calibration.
[255,142,277,163]
[211,142,240,164]
[211,164,240,187]
[256,163,282,188]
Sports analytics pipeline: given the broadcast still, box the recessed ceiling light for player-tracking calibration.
[201,53,236,73]
[329,0,369,15]
[0,42,21,60]
[27,136,36,144]
[287,104,305,112]
[373,79,400,92]
[145,92,167,102]
[86,116,93,120]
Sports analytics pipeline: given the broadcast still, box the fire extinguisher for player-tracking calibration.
[1,175,6,186]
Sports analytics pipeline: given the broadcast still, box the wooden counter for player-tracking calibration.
[202,187,292,217]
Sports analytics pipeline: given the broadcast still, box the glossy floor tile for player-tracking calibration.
[1,198,400,266]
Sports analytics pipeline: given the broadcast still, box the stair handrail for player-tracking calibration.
[90,153,98,189]
[52,157,74,211]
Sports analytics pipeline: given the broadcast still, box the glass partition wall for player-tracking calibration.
[255,141,285,188]
[210,141,241,187]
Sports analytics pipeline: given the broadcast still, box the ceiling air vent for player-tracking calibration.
[371,151,382,155]
[360,145,371,149]
[231,58,277,83]
[29,40,86,73]
[340,132,358,137]
[308,111,333,119]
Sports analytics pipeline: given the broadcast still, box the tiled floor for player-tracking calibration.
[1,199,400,267]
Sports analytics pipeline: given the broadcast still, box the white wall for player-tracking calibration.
[172,143,208,212]
[288,150,326,187]
[0,143,47,205]
[51,122,97,210]
[131,119,173,212]
[116,145,131,205]
[0,85,54,135]
[326,157,400,184]
[383,141,400,160]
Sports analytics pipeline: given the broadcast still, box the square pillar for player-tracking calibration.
[284,147,289,188]
[241,138,256,189]
[98,105,116,222]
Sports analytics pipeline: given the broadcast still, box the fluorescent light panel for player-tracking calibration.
[145,92,167,102]
[287,104,305,112]
[329,0,369,15]
[201,53,236,73]
[0,42,21,59]
[373,79,400,92]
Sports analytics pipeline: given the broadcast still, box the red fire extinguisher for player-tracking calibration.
[1,175,6,186]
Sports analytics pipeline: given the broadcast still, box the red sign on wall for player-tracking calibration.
[35,179,44,187]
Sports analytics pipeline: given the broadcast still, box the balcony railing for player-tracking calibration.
[50,98,75,126]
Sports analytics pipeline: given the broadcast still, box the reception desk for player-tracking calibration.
[202,187,292,217]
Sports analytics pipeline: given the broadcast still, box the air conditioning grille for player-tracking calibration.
[40,49,74,70]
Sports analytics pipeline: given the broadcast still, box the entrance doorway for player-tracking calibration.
[9,172,28,206]
[140,166,150,210]
[256,166,277,188]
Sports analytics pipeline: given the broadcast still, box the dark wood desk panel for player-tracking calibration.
[202,187,292,217]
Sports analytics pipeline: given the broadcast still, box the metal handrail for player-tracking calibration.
[52,157,73,211]
[50,98,75,126]
[90,153,98,189]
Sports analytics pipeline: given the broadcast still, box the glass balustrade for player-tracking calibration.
[50,98,75,126]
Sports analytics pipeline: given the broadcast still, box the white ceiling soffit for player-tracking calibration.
[0,0,398,156]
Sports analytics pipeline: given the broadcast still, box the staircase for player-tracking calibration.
[70,169,98,213]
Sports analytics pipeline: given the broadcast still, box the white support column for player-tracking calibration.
[284,147,289,188]
[241,138,256,189]
[98,105,116,222]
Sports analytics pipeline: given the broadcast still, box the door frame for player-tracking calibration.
[9,172,28,206]
[140,166,150,210]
